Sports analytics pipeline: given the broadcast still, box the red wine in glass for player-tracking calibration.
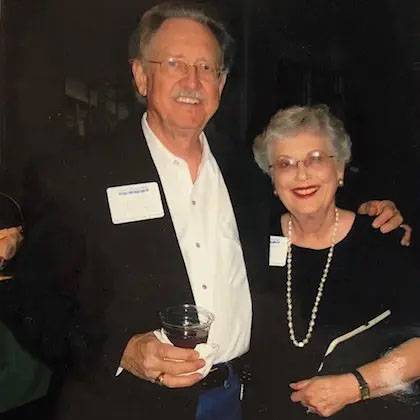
[159,304,214,348]
[164,327,209,348]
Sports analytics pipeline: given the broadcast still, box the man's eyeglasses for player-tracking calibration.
[269,150,336,174]
[147,57,222,82]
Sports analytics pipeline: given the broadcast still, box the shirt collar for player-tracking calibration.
[141,112,210,169]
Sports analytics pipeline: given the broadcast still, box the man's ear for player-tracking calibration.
[131,59,148,97]
[218,72,227,98]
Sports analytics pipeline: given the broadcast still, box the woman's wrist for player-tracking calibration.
[350,370,370,401]
[340,373,364,404]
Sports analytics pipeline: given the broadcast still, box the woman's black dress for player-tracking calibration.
[251,215,420,419]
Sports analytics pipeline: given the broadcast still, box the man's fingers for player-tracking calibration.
[358,201,380,217]
[121,333,205,388]
[400,224,412,246]
[160,372,203,388]
[378,211,403,233]
[357,202,368,215]
[290,379,311,390]
[159,343,200,361]
[372,207,401,230]
[159,358,205,376]
[290,390,303,402]
[359,199,403,232]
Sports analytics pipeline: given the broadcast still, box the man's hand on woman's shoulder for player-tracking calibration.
[358,200,411,246]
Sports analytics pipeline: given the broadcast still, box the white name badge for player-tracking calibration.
[269,236,288,267]
[106,182,164,224]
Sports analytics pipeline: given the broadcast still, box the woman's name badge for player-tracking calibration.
[106,182,164,224]
[269,236,288,267]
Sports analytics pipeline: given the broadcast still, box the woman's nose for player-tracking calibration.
[295,160,309,181]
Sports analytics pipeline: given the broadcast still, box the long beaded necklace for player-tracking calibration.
[286,208,339,348]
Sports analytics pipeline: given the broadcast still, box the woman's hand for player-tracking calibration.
[290,339,420,417]
[290,374,360,417]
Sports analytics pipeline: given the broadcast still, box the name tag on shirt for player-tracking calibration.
[269,236,288,267]
[106,182,164,224]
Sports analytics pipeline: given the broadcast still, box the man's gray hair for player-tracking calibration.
[253,104,352,175]
[128,1,235,73]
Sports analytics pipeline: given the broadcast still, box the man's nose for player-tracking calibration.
[183,64,201,88]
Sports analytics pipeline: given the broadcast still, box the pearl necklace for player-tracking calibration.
[286,208,339,348]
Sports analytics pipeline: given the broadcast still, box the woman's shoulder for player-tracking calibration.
[349,214,404,249]
[350,214,420,306]
[346,214,415,276]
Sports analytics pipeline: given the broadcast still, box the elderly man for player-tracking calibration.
[21,3,405,420]
[22,5,269,419]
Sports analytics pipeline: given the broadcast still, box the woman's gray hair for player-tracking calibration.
[128,1,235,73]
[253,104,352,175]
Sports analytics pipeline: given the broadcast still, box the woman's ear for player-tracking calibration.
[336,162,345,186]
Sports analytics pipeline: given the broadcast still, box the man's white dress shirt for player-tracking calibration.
[142,114,251,364]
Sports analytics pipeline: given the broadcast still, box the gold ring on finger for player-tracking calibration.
[154,372,165,386]
[304,404,316,415]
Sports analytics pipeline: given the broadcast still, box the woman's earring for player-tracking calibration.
[273,190,278,196]
[338,178,344,187]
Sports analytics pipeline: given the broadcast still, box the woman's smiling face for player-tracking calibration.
[270,131,344,218]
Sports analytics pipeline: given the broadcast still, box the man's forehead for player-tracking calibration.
[147,17,221,59]
[155,17,214,38]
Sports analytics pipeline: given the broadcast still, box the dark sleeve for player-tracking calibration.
[365,222,420,338]
[390,251,420,332]
[2,156,100,376]
[21,151,143,377]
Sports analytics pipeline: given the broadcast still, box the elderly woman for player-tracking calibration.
[251,105,420,419]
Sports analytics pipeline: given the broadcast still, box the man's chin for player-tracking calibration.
[171,117,207,133]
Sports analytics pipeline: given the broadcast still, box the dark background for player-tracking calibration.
[0,0,419,221]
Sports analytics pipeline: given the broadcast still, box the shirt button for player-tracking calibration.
[192,200,196,206]
[195,242,201,248]
[173,160,180,166]
[202,284,208,290]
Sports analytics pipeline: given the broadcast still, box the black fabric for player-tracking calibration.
[251,214,420,419]
[16,116,271,420]
[200,356,252,390]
